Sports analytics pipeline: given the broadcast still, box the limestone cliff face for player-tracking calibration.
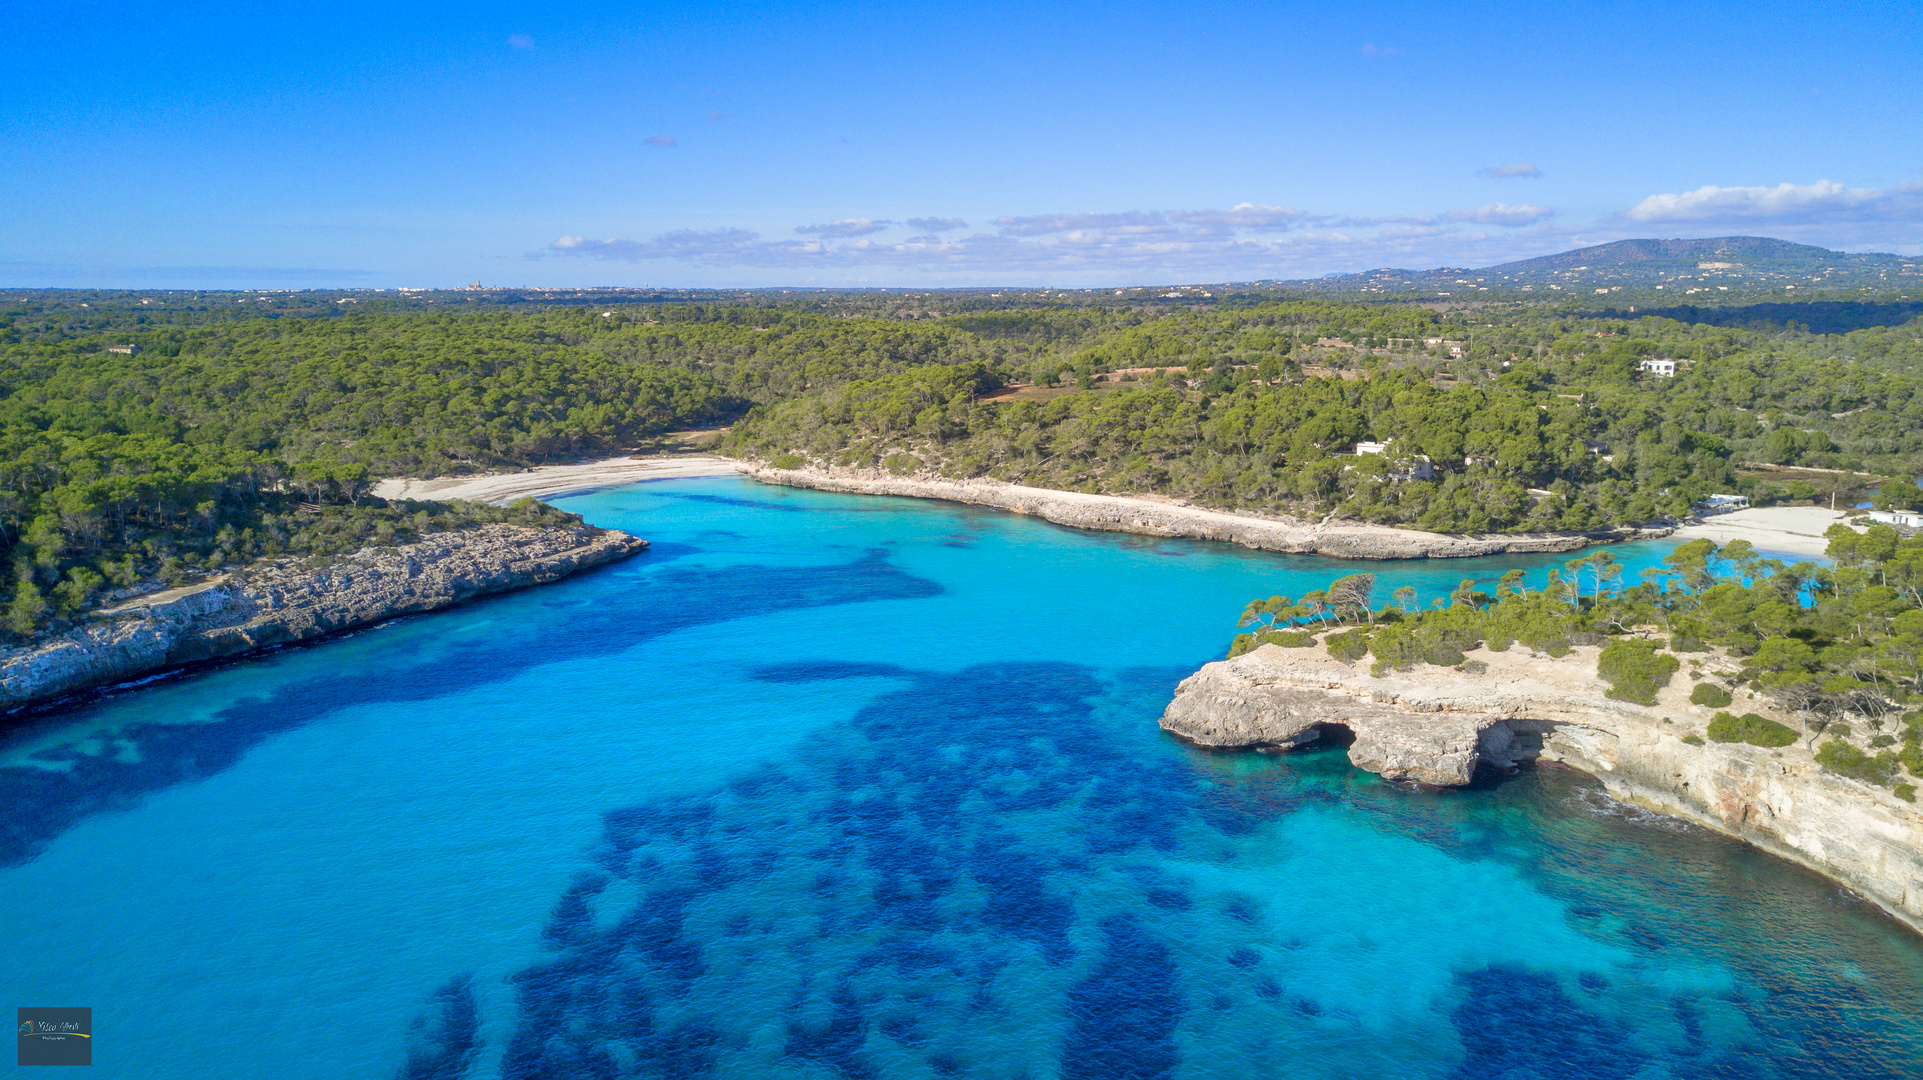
[748,464,1666,560]
[0,524,647,711]
[1163,642,1923,935]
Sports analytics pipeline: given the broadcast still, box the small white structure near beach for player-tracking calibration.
[1695,493,1750,514]
[1869,509,1923,528]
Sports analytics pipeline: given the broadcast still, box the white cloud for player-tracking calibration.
[1479,162,1542,179]
[550,230,811,261]
[796,218,890,238]
[1168,203,1307,233]
[1444,203,1555,227]
[644,135,677,148]
[507,33,535,50]
[1360,42,1404,57]
[993,211,1174,237]
[1626,180,1923,224]
[557,192,1885,280]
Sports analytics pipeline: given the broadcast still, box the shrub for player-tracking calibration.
[1896,783,1917,803]
[1368,625,1422,675]
[1815,740,1901,786]
[1689,683,1733,708]
[1901,735,1923,777]
[1226,630,1317,658]
[1458,659,1488,674]
[1706,711,1798,747]
[770,453,805,470]
[1325,629,1371,663]
[1597,639,1681,706]
[882,452,922,476]
[1682,733,1705,746]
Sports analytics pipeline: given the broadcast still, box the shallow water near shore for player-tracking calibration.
[2,475,1919,1078]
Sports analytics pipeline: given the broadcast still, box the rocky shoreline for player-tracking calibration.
[747,464,1670,560]
[1163,642,1923,935]
[0,523,647,712]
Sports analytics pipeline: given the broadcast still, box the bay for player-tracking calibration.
[1,476,1918,1078]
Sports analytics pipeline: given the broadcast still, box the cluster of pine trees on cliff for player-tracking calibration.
[1229,525,1923,801]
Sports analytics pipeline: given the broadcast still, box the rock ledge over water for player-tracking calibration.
[0,524,646,711]
[1164,642,1923,934]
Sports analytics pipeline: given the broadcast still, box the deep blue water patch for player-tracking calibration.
[0,551,940,867]
[5,475,1923,1080]
[495,662,1206,1078]
[395,975,482,1080]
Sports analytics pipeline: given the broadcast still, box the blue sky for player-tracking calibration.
[4,1,1920,288]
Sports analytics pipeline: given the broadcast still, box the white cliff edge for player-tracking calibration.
[1162,641,1923,935]
[0,523,647,711]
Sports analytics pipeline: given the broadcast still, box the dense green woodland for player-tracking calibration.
[732,301,1923,533]
[1226,526,1923,801]
[2,290,1922,638]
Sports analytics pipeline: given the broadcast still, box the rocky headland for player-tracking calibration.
[747,463,1669,560]
[0,523,646,711]
[1163,641,1923,934]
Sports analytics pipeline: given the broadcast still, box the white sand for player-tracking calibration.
[376,454,1861,561]
[373,455,742,504]
[1668,506,1855,559]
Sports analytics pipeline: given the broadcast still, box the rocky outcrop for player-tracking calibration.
[748,465,1668,560]
[0,524,647,711]
[1163,643,1923,934]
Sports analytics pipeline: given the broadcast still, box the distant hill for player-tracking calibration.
[1485,236,1906,277]
[1277,236,1920,300]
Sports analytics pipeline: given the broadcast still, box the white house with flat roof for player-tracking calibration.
[1638,358,1677,377]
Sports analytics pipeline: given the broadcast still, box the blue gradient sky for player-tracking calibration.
[4,1,1920,288]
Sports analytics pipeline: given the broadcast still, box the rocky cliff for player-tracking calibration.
[748,464,1667,560]
[0,524,647,711]
[1163,642,1923,934]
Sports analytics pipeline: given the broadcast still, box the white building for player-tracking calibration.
[1350,441,1434,480]
[1638,358,1678,377]
[1869,509,1923,528]
[1696,494,1750,513]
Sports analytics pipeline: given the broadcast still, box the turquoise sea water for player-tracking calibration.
[3,476,1921,1078]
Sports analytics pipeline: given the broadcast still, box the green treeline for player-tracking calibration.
[1226,526,1923,800]
[4,290,1921,640]
[729,301,1923,532]
[0,303,1030,635]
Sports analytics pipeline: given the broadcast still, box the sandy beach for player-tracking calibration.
[372,454,743,504]
[1668,506,1854,559]
[376,454,1863,562]
[745,465,1664,560]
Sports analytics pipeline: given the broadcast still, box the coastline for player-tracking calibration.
[745,463,1671,560]
[0,523,646,713]
[1668,505,1852,559]
[371,454,743,504]
[371,454,1861,564]
[1163,641,1923,935]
